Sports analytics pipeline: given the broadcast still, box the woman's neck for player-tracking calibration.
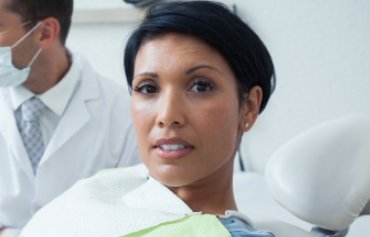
[170,160,237,215]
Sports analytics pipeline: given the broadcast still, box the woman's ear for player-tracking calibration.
[36,17,61,49]
[239,86,263,132]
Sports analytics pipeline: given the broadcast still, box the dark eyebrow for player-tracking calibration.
[134,72,158,79]
[185,65,222,75]
[134,65,222,79]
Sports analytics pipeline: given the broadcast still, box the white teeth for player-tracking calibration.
[160,144,187,151]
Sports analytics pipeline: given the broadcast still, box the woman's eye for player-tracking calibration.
[190,79,214,92]
[134,83,159,94]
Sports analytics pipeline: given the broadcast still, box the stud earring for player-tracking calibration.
[245,122,250,129]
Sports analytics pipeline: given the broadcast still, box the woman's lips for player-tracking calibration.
[153,138,194,159]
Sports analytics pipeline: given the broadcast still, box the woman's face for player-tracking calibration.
[131,33,249,188]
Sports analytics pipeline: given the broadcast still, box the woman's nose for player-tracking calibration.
[156,90,185,128]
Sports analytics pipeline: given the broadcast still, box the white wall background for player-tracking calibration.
[68,0,370,172]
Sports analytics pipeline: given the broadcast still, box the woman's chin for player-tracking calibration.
[150,169,194,188]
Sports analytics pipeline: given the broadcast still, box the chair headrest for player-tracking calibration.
[265,114,370,231]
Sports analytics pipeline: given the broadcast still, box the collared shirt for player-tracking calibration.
[219,216,275,237]
[9,53,80,147]
[219,211,275,237]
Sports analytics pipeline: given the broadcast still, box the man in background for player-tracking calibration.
[0,0,139,235]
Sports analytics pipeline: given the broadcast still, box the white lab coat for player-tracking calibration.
[0,54,139,229]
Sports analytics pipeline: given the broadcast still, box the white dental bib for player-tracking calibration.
[20,165,193,237]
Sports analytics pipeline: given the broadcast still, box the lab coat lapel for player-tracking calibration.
[41,67,100,161]
[0,90,34,179]
[124,177,193,215]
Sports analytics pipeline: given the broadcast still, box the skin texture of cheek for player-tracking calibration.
[200,103,241,164]
[193,93,241,151]
[131,100,153,157]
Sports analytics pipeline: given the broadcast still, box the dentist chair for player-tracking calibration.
[261,114,370,236]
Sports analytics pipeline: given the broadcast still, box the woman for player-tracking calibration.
[21,1,276,236]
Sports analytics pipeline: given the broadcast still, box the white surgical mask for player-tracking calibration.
[0,22,42,87]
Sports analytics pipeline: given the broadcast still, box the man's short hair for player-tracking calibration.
[6,0,73,45]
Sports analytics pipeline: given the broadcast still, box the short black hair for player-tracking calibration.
[124,0,276,113]
[6,0,73,45]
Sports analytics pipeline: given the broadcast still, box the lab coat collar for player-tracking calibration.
[40,53,100,162]
[124,176,193,215]
[38,53,80,117]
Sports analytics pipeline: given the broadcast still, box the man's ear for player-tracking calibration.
[36,17,61,48]
[239,86,263,132]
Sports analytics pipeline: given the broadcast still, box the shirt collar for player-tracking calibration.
[9,52,80,116]
[9,85,33,110]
